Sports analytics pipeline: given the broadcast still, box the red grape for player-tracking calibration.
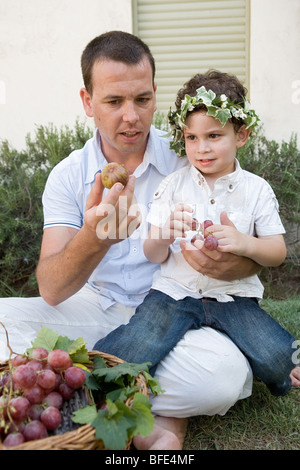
[191,217,199,231]
[23,385,45,404]
[40,406,62,431]
[9,396,30,421]
[11,355,28,367]
[27,360,43,373]
[0,373,10,395]
[29,403,44,420]
[43,391,63,409]
[203,219,213,230]
[37,369,56,390]
[3,432,25,447]
[58,383,75,400]
[64,367,86,389]
[204,234,219,250]
[6,419,26,434]
[23,420,48,441]
[53,372,62,391]
[29,347,49,362]
[47,349,73,371]
[12,364,37,389]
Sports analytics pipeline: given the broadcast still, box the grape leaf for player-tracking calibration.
[84,371,101,391]
[67,337,86,355]
[93,355,107,370]
[129,392,155,438]
[92,361,151,384]
[106,385,140,403]
[54,335,73,352]
[92,400,136,450]
[27,326,58,353]
[72,404,98,425]
[142,370,165,396]
[70,346,89,364]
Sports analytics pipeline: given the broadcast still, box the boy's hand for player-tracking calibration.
[161,203,194,243]
[204,212,248,257]
[180,211,260,281]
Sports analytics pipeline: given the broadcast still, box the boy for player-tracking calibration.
[94,69,295,397]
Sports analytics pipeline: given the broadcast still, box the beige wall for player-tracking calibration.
[250,0,300,142]
[0,0,132,149]
[0,0,299,149]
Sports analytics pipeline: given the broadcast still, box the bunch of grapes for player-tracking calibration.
[0,348,86,448]
[191,219,219,250]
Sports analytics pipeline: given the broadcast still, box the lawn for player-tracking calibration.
[183,296,300,450]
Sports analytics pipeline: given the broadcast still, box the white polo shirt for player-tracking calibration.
[147,160,285,302]
[42,126,187,309]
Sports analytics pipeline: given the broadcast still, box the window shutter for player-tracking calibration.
[133,0,250,113]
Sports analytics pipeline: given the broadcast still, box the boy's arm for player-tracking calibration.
[143,225,171,264]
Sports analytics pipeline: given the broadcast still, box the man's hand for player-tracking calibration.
[180,211,261,281]
[84,172,141,246]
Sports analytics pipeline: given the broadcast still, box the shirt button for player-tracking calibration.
[210,199,215,204]
[199,289,202,294]
[229,184,233,190]
[132,246,138,253]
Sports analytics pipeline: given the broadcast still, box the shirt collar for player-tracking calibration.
[190,158,242,188]
[85,126,172,184]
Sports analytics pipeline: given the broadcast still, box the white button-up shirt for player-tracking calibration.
[147,161,285,302]
[42,126,187,309]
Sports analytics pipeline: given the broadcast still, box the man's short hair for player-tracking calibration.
[81,30,156,94]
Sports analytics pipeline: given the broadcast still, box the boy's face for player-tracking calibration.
[184,111,250,183]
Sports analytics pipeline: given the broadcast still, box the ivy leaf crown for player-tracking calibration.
[167,85,260,158]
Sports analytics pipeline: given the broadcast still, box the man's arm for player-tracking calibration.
[36,174,137,306]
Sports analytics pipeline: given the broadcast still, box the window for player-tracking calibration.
[133,0,250,113]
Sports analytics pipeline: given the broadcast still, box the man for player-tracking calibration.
[1,31,297,449]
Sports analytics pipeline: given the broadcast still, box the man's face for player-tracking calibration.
[80,58,157,162]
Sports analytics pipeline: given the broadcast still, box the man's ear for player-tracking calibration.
[80,88,94,118]
[236,124,251,148]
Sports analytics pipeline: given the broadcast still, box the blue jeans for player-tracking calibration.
[93,290,295,396]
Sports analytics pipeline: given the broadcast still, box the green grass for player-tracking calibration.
[183,296,300,450]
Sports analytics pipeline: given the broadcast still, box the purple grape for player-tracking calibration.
[204,235,219,251]
[2,432,25,447]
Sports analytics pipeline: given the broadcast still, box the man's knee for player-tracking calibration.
[149,328,253,418]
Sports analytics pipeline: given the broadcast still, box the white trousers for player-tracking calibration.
[0,285,252,418]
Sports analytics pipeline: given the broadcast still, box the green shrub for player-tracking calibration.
[237,128,300,225]
[0,120,94,297]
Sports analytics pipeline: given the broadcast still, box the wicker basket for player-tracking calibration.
[0,351,149,450]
